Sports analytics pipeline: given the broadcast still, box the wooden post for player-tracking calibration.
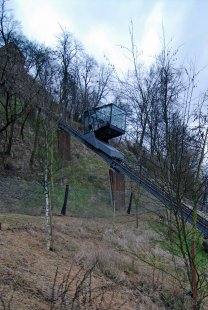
[127,192,133,214]
[109,169,116,225]
[61,184,69,215]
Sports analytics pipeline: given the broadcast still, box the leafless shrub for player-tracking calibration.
[55,220,88,238]
[104,227,161,247]
[0,291,13,310]
[75,245,128,284]
[49,264,128,310]
[103,226,189,302]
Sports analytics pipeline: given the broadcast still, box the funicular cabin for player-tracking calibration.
[83,104,126,160]
[84,104,126,142]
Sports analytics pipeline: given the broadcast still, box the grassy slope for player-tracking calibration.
[0,213,192,310]
[0,116,206,309]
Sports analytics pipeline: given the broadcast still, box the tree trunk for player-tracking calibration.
[30,108,41,167]
[5,96,17,155]
[20,111,30,140]
[191,240,197,310]
[5,118,15,155]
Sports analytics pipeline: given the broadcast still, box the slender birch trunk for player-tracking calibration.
[44,123,53,251]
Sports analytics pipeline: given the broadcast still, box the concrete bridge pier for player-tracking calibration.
[109,168,125,211]
[57,129,71,161]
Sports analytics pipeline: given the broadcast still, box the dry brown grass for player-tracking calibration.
[0,214,192,309]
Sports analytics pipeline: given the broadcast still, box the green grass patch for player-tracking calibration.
[150,220,208,272]
[51,185,113,218]
[0,213,45,224]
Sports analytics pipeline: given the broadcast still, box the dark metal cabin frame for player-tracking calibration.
[84,103,126,142]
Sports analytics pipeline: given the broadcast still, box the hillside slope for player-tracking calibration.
[0,115,200,309]
[0,213,192,310]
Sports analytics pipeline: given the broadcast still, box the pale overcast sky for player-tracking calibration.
[8,0,208,90]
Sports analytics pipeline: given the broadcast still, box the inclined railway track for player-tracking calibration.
[58,122,208,237]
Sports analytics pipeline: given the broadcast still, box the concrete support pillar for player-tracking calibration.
[57,129,71,161]
[109,168,125,210]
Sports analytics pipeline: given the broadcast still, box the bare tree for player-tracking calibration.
[0,0,21,46]
[118,23,208,308]
[77,53,112,120]
[55,28,82,120]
